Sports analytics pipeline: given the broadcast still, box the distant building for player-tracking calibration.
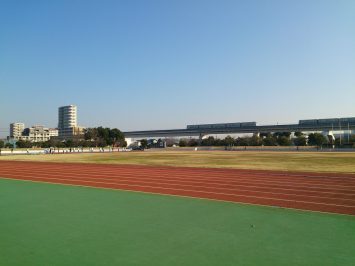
[9,123,58,143]
[58,126,85,140]
[10,123,25,139]
[23,125,51,142]
[58,105,77,129]
[58,105,85,140]
[49,128,59,138]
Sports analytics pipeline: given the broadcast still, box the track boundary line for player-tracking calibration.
[2,171,354,203]
[1,160,355,178]
[1,176,354,218]
[2,167,355,191]
[1,161,355,215]
[1,174,354,209]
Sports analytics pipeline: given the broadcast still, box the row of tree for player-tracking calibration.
[176,133,355,147]
[84,127,126,147]
[14,139,114,149]
[2,131,355,149]
[0,127,127,149]
[0,140,13,148]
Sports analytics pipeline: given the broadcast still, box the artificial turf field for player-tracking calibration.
[1,178,355,266]
[1,151,355,265]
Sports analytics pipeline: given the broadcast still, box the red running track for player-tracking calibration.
[0,161,355,215]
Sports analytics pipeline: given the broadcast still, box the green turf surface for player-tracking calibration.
[1,178,354,266]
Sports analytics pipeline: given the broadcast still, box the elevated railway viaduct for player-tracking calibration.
[124,117,355,140]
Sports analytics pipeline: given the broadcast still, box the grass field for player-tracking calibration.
[1,178,354,266]
[1,150,355,173]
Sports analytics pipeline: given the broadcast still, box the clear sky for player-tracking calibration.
[1,0,354,137]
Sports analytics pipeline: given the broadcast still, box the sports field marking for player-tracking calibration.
[2,164,355,200]
[2,170,355,204]
[3,168,354,198]
[2,174,355,210]
[3,176,354,219]
[3,165,355,194]
[2,160,355,181]
[2,173,355,211]
[1,161,354,215]
[2,161,355,186]
[2,165,355,190]
[2,159,355,179]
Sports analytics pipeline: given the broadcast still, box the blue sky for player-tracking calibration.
[1,0,354,136]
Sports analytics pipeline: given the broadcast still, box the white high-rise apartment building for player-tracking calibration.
[58,105,84,140]
[58,105,77,129]
[10,123,25,139]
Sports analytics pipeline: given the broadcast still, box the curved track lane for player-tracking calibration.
[0,161,354,215]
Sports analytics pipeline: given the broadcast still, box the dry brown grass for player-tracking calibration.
[1,150,355,173]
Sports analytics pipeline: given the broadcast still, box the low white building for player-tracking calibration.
[9,123,59,143]
[23,125,51,142]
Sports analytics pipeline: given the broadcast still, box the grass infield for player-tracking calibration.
[1,150,355,173]
[1,178,354,266]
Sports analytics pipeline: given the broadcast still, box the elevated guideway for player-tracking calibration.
[124,123,355,139]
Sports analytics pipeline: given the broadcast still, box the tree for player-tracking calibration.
[262,136,277,146]
[5,143,14,148]
[214,138,223,146]
[0,140,4,148]
[140,139,148,148]
[84,127,125,147]
[308,133,327,147]
[188,139,198,147]
[84,128,98,141]
[165,138,177,147]
[224,136,235,146]
[249,135,262,146]
[65,139,74,147]
[294,136,307,146]
[121,140,127,147]
[97,138,107,147]
[235,137,249,146]
[201,136,216,146]
[179,139,187,147]
[273,132,291,138]
[277,136,292,146]
[109,128,125,146]
[98,127,111,144]
[259,132,270,138]
[294,131,303,137]
[350,135,355,145]
[16,140,33,148]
